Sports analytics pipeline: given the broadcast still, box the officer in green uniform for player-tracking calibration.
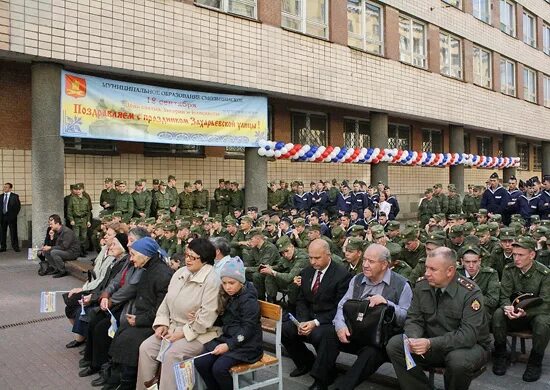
[475,208,489,226]
[386,220,401,244]
[475,224,497,266]
[400,227,426,268]
[343,237,365,275]
[457,245,500,322]
[418,188,441,229]
[389,244,412,280]
[114,181,134,221]
[77,182,93,211]
[409,232,446,285]
[246,228,280,300]
[153,181,172,217]
[193,180,210,214]
[446,184,462,216]
[214,179,231,218]
[67,183,92,256]
[433,183,449,215]
[160,223,178,258]
[228,181,244,214]
[64,184,77,227]
[446,224,466,254]
[289,218,309,248]
[261,235,309,307]
[263,220,279,244]
[166,175,179,217]
[226,218,244,258]
[387,247,490,390]
[209,215,227,239]
[492,236,550,382]
[177,182,194,217]
[533,226,550,267]
[99,178,117,215]
[175,221,191,256]
[132,180,151,218]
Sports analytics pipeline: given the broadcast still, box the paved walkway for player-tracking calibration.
[0,251,549,389]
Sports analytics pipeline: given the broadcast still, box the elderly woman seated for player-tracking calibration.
[136,237,221,390]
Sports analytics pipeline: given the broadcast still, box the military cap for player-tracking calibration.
[401,227,418,242]
[458,245,482,258]
[509,222,524,235]
[159,180,166,186]
[114,180,121,186]
[267,220,277,227]
[241,216,253,224]
[213,215,223,223]
[179,221,191,229]
[541,220,550,228]
[190,226,202,234]
[164,223,177,232]
[388,244,402,261]
[112,211,122,217]
[489,172,499,179]
[448,184,457,192]
[513,236,537,251]
[159,214,171,222]
[489,214,502,223]
[531,215,541,223]
[448,214,459,220]
[371,226,386,239]
[152,179,160,185]
[155,223,165,230]
[425,233,446,246]
[249,228,264,237]
[101,215,114,223]
[139,178,147,183]
[449,225,465,238]
[276,235,292,252]
[463,235,481,246]
[511,214,523,220]
[487,222,500,233]
[476,209,488,216]
[434,183,443,189]
[225,218,238,227]
[134,180,141,186]
[193,213,204,220]
[424,188,433,194]
[474,185,484,191]
[104,177,113,183]
[144,217,156,225]
[475,224,489,235]
[332,226,345,239]
[346,237,365,252]
[533,226,549,239]
[309,223,322,232]
[432,214,443,222]
[368,220,381,228]
[119,180,127,186]
[463,222,474,233]
[293,218,305,227]
[69,184,76,190]
[204,217,213,224]
[386,220,400,231]
[351,225,365,233]
[405,220,420,229]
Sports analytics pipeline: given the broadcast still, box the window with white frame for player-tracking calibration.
[195,0,257,18]
[440,31,462,79]
[500,0,516,37]
[388,123,411,150]
[422,129,443,153]
[523,11,536,47]
[344,119,371,148]
[523,67,537,103]
[443,0,461,9]
[544,24,550,55]
[282,0,329,39]
[472,0,490,23]
[544,75,550,107]
[473,46,492,88]
[291,111,328,146]
[399,15,427,68]
[347,1,384,55]
[500,57,516,96]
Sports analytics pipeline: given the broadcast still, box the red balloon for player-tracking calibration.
[372,158,379,164]
[282,153,291,158]
[294,144,302,151]
[326,146,334,153]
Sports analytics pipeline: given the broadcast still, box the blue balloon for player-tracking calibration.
[306,151,314,158]
[275,142,285,150]
[265,146,270,151]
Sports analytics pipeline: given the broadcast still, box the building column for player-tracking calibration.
[244,147,267,210]
[370,112,388,186]
[542,141,550,176]
[31,63,65,246]
[449,125,465,195]
[503,135,517,182]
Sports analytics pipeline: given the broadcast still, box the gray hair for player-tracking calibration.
[366,243,391,263]
[128,227,149,240]
[428,247,457,266]
[210,237,231,256]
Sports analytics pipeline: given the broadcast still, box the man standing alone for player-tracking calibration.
[0,182,21,252]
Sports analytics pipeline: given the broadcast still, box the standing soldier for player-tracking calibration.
[99,178,117,215]
[193,179,210,214]
[64,184,77,227]
[150,179,160,218]
[114,181,134,221]
[481,172,509,217]
[140,178,152,217]
[539,175,550,220]
[418,188,441,229]
[154,181,172,217]
[132,180,151,218]
[166,175,179,217]
[229,181,244,214]
[433,184,449,215]
[77,183,93,211]
[214,179,230,218]
[67,183,92,256]
[463,185,483,221]
[447,184,462,216]
[178,182,195,217]
[462,185,476,220]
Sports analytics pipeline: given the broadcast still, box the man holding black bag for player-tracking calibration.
[328,243,412,389]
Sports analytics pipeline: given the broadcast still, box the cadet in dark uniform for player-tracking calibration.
[480,172,508,216]
[99,178,117,215]
[387,247,490,390]
[492,236,550,382]
[149,179,160,218]
[539,174,550,220]
[418,188,441,228]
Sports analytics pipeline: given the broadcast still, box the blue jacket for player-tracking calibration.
[291,192,311,211]
[310,191,328,211]
[480,186,508,214]
[386,196,400,220]
[351,192,367,213]
[336,193,353,214]
[538,191,550,220]
[516,194,541,222]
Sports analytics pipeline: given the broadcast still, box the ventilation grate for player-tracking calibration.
[0,315,66,330]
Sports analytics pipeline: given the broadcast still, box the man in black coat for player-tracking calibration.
[282,239,352,390]
[42,214,81,277]
[0,182,21,252]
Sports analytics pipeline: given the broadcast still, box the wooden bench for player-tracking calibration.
[508,330,533,364]
[426,365,486,390]
[65,259,93,282]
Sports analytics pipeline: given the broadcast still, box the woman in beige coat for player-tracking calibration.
[136,238,221,390]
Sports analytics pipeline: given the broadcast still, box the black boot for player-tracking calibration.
[492,343,508,376]
[523,351,543,382]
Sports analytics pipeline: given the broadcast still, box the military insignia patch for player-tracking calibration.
[237,334,245,342]
[471,299,481,311]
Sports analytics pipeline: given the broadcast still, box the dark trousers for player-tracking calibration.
[334,342,388,389]
[84,309,121,370]
[386,334,488,390]
[492,308,550,354]
[0,216,18,250]
[195,352,242,390]
[281,321,337,385]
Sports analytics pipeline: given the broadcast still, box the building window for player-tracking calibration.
[143,143,204,157]
[544,24,550,55]
[477,136,492,156]
[282,0,329,39]
[522,11,536,47]
[291,111,328,145]
[544,75,550,107]
[517,142,529,170]
[344,119,370,148]
[497,141,503,158]
[347,1,384,55]
[388,123,411,150]
[440,31,462,79]
[442,0,461,8]
[399,15,427,68]
[500,0,516,37]
[195,0,257,18]
[534,145,542,171]
[500,57,516,96]
[523,67,537,103]
[473,46,492,88]
[472,0,490,23]
[64,138,118,155]
[422,129,443,153]
[464,133,471,154]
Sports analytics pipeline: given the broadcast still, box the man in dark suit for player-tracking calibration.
[282,239,352,390]
[0,182,21,252]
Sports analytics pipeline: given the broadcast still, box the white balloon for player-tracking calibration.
[285,143,294,150]
[258,139,267,148]
[274,150,282,158]
[265,150,275,157]
[302,145,311,153]
[258,148,266,156]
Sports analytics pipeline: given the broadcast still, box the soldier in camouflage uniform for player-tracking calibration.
[433,183,449,215]
[533,226,550,267]
[159,223,178,258]
[228,181,244,214]
[226,218,245,258]
[209,215,227,239]
[245,228,280,300]
[114,181,134,222]
[67,183,92,256]
[418,188,441,228]
[99,177,117,215]
[408,232,446,285]
[492,236,550,382]
[389,244,412,280]
[475,224,498,265]
[457,245,500,322]
[132,180,151,218]
[386,220,402,244]
[177,182,194,217]
[236,216,254,265]
[446,224,466,254]
[263,220,279,244]
[193,180,210,214]
[153,181,172,217]
[166,175,179,217]
[214,179,231,218]
[447,184,462,216]
[64,184,77,227]
[400,227,426,268]
[342,237,365,275]
[289,218,309,249]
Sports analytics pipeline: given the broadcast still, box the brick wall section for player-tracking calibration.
[0,61,31,150]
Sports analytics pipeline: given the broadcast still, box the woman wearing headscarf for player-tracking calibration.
[136,238,221,390]
[108,237,173,390]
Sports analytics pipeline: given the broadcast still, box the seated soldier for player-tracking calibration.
[246,228,280,300]
[408,232,446,285]
[389,244,412,280]
[263,220,278,243]
[386,220,401,244]
[489,227,515,278]
[159,223,177,258]
[446,224,465,254]
[342,237,365,275]
[260,235,309,307]
[457,245,500,322]
[400,227,426,268]
[533,226,550,267]
[290,218,310,248]
[492,236,550,382]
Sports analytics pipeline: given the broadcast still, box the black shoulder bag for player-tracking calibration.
[342,297,395,348]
